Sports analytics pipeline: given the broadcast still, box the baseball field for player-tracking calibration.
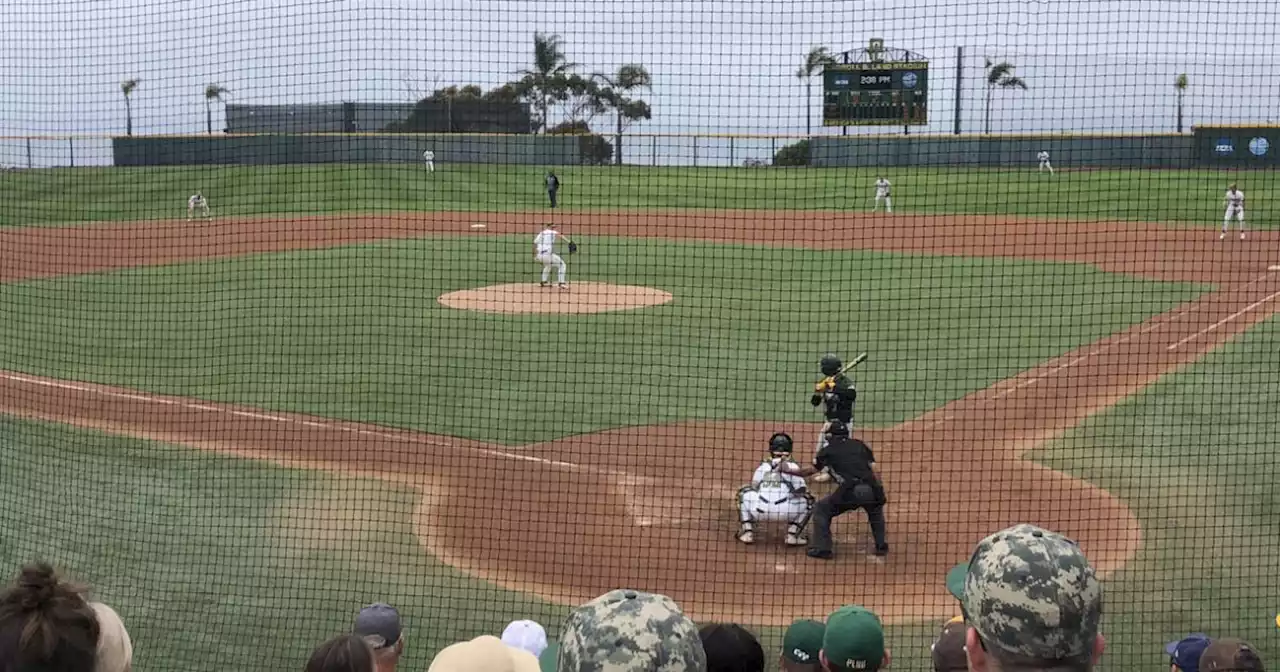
[0,164,1277,672]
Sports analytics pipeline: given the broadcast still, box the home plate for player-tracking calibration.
[470,224,486,229]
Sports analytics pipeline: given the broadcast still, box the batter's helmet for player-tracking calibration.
[768,432,794,455]
[825,420,850,437]
[820,354,842,376]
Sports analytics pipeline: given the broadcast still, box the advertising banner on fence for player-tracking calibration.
[1196,126,1278,166]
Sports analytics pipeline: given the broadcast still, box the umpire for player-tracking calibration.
[545,170,561,208]
[777,420,888,560]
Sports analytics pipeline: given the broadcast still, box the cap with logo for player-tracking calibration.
[429,635,541,672]
[821,606,885,672]
[354,603,403,650]
[945,523,1102,664]
[1200,638,1265,672]
[782,619,825,665]
[930,617,967,672]
[1166,633,1212,672]
[557,589,705,672]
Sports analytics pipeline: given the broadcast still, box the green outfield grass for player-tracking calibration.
[0,236,1203,443]
[0,164,1274,227]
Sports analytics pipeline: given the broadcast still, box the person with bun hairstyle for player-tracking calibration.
[0,562,101,672]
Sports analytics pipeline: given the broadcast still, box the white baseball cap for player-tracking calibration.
[500,620,548,658]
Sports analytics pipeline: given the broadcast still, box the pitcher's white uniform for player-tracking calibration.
[534,227,568,287]
[1038,150,1054,174]
[873,178,892,212]
[422,149,435,172]
[187,193,209,220]
[737,457,813,545]
[1222,187,1246,239]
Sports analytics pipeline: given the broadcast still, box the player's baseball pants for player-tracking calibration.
[547,188,558,208]
[537,252,566,283]
[1224,207,1245,226]
[874,195,892,211]
[424,160,435,172]
[738,490,811,525]
[188,204,209,218]
[809,483,888,555]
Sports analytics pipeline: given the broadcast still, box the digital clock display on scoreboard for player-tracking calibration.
[822,62,928,126]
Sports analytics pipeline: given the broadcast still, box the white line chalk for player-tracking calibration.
[1166,289,1280,351]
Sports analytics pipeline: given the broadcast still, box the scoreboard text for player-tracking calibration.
[822,62,928,126]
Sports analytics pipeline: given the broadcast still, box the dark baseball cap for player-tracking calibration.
[781,619,824,665]
[1200,638,1265,672]
[821,606,885,672]
[1166,633,1212,672]
[930,617,967,672]
[354,603,403,649]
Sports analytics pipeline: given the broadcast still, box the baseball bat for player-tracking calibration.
[838,352,869,374]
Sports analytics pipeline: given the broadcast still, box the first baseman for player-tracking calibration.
[187,192,210,221]
[735,432,814,547]
[872,177,892,212]
[533,225,575,289]
[1038,150,1054,174]
[1222,183,1246,240]
[422,149,435,172]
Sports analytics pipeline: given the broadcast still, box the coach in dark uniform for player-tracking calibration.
[777,420,888,560]
[546,170,560,208]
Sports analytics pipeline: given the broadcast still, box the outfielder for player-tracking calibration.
[872,177,893,212]
[533,225,576,289]
[1037,150,1054,174]
[422,149,435,172]
[736,432,814,546]
[1222,183,1246,240]
[187,192,210,221]
[545,171,561,208]
[810,353,857,482]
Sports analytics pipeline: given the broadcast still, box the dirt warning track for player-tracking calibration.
[0,211,1276,625]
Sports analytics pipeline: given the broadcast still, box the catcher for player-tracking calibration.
[532,225,577,289]
[736,432,814,546]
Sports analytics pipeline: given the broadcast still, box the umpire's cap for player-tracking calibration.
[825,420,850,437]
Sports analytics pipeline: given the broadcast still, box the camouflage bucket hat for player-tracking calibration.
[557,589,706,672]
[945,524,1102,663]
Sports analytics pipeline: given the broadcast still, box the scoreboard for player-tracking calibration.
[822,62,928,126]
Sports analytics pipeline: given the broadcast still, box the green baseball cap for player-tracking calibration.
[782,619,825,665]
[539,642,559,672]
[821,606,885,672]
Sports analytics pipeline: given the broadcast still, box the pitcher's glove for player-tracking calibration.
[568,241,579,254]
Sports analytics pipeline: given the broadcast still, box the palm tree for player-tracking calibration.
[204,84,229,134]
[593,64,652,164]
[984,59,1028,134]
[519,32,577,133]
[1174,73,1189,133]
[797,46,836,135]
[121,79,140,136]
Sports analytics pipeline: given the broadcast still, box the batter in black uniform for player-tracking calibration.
[777,420,888,560]
[546,171,561,208]
[810,353,857,480]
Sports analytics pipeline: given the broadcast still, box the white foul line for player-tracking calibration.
[1166,289,1280,351]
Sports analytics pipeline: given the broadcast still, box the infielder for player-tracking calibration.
[422,149,435,172]
[735,432,814,547]
[1037,150,1054,174]
[1222,183,1246,240]
[872,177,893,212]
[533,225,576,289]
[810,353,857,482]
[187,192,210,221]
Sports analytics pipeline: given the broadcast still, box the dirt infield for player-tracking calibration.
[438,282,674,314]
[0,211,1277,625]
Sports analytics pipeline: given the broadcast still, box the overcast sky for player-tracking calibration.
[2,0,1278,152]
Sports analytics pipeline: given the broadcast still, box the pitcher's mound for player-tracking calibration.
[438,282,674,315]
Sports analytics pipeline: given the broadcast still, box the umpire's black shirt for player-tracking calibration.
[811,373,856,422]
[815,436,884,498]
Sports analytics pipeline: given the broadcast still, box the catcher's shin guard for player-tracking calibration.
[736,485,755,523]
[790,493,815,531]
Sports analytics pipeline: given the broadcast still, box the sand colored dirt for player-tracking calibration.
[0,210,1277,625]
[438,282,673,314]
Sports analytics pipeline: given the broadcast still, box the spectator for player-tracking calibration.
[89,602,133,672]
[1166,633,1212,672]
[501,620,549,659]
[306,634,376,672]
[538,643,558,672]
[779,619,824,672]
[0,562,100,672]
[353,603,404,672]
[699,624,764,672]
[428,635,540,672]
[946,524,1105,672]
[557,589,705,672]
[819,605,889,672]
[1200,638,1265,672]
[930,617,966,672]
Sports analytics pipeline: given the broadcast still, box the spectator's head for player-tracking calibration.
[502,620,549,659]
[557,588,705,672]
[89,602,133,672]
[946,524,1105,672]
[1166,633,1212,672]
[307,634,377,672]
[699,624,763,672]
[780,619,824,672]
[819,606,888,672]
[930,617,967,672]
[428,635,540,672]
[1200,638,1265,672]
[353,603,404,672]
[0,562,100,672]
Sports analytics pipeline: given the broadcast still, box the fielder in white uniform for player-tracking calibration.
[187,192,210,220]
[1222,184,1246,240]
[533,226,574,288]
[872,177,893,212]
[1038,150,1054,174]
[422,149,435,172]
[736,432,814,546]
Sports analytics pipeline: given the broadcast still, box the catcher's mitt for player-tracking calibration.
[568,241,579,254]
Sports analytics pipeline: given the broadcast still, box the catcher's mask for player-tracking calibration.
[820,353,842,376]
[768,432,793,457]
